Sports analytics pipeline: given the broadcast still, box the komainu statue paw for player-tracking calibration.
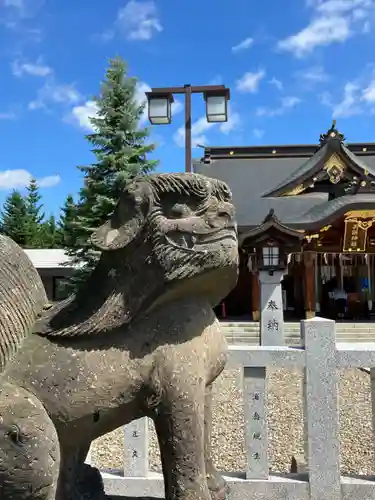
[207,474,229,500]
[72,464,106,500]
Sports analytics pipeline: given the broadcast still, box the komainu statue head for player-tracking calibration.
[91,172,238,306]
[37,173,239,338]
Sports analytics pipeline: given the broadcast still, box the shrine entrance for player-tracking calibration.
[215,210,375,322]
[313,253,374,320]
[301,209,375,320]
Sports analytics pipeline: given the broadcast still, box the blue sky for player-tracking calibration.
[0,0,374,217]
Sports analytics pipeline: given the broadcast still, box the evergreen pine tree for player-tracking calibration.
[64,56,158,288]
[0,190,29,246]
[59,194,77,247]
[39,215,61,248]
[25,179,45,248]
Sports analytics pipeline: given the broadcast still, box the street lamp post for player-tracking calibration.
[146,84,230,173]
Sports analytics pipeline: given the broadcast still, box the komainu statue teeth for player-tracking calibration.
[0,172,239,500]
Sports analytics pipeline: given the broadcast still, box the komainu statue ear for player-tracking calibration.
[91,180,153,251]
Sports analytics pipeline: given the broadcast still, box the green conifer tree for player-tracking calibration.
[64,56,158,288]
[59,194,77,247]
[0,190,29,246]
[25,179,45,248]
[39,215,61,248]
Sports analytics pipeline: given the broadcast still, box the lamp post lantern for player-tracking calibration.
[146,92,174,125]
[204,88,230,123]
[146,84,230,173]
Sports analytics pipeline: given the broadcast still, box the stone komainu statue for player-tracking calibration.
[0,173,239,500]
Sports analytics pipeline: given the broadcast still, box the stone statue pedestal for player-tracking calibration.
[259,270,285,346]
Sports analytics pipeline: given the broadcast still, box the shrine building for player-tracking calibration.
[193,122,375,322]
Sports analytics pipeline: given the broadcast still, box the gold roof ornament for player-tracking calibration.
[319,120,345,146]
[323,153,346,184]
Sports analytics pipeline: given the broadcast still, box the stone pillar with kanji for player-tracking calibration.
[259,270,285,346]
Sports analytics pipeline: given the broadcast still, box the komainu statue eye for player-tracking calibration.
[6,424,23,445]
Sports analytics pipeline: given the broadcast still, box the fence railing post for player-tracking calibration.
[301,317,341,500]
[123,417,149,477]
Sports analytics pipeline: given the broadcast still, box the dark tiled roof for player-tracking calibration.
[193,153,375,228]
[342,144,375,176]
[261,144,329,197]
[203,142,375,159]
[291,194,375,227]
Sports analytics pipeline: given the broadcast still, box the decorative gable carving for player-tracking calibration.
[323,153,346,184]
[262,122,375,198]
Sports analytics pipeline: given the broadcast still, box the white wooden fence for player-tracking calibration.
[91,317,375,499]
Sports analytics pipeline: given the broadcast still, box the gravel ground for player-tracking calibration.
[91,368,374,475]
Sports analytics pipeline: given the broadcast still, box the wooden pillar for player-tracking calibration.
[251,272,260,321]
[304,252,316,319]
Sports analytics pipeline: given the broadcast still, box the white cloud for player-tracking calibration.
[0,111,16,119]
[256,96,302,117]
[12,57,52,77]
[70,100,98,131]
[173,116,215,148]
[0,169,60,190]
[4,0,25,8]
[253,128,265,139]
[296,65,330,83]
[322,75,375,117]
[220,110,241,134]
[116,0,162,41]
[363,79,375,102]
[135,81,151,105]
[29,80,82,110]
[236,70,265,93]
[277,0,374,57]
[269,77,283,91]
[312,0,373,15]
[207,75,222,85]
[278,16,350,57]
[1,0,44,20]
[232,37,254,53]
[3,0,26,13]
[173,108,241,147]
[332,82,361,116]
[38,175,61,188]
[134,81,151,125]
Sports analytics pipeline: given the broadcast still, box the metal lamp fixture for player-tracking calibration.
[204,88,230,123]
[146,92,174,125]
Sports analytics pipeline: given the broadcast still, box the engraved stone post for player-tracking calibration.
[123,417,149,477]
[243,366,269,479]
[259,269,285,346]
[301,317,341,500]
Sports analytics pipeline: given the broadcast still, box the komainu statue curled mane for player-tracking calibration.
[0,173,238,500]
